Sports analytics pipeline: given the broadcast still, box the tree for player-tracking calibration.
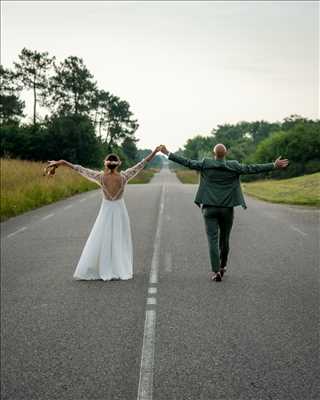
[14,48,54,125]
[122,136,138,163]
[1,48,142,167]
[48,56,96,117]
[0,65,25,124]
[91,89,112,137]
[211,123,247,147]
[183,135,216,159]
[249,120,320,178]
[253,120,320,164]
[45,113,103,166]
[228,138,256,162]
[248,121,281,144]
[92,89,139,149]
[281,114,310,131]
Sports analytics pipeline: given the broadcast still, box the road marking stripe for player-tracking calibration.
[41,213,54,220]
[290,225,307,237]
[137,184,165,400]
[148,287,157,295]
[79,198,87,202]
[137,310,156,400]
[6,226,27,238]
[149,185,166,284]
[63,205,73,210]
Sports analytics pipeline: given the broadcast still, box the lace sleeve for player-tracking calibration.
[72,164,102,186]
[122,159,147,182]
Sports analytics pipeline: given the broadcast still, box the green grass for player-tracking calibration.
[0,158,157,221]
[174,169,320,207]
[175,169,199,184]
[242,173,320,207]
[129,168,158,184]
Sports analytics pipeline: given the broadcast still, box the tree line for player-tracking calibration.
[175,115,319,180]
[0,48,162,169]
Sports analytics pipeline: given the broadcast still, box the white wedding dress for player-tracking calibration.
[70,158,147,281]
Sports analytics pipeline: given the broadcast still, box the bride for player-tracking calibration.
[47,146,160,281]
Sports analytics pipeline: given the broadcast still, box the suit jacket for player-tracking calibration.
[168,153,275,209]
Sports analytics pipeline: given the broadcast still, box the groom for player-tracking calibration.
[160,144,289,281]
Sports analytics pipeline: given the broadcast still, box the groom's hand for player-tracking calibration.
[160,145,169,156]
[274,156,289,169]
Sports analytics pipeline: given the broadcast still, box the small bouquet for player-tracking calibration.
[43,163,58,177]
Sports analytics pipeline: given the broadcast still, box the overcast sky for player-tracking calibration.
[1,1,319,151]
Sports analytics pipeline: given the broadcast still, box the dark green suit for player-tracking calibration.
[168,153,275,272]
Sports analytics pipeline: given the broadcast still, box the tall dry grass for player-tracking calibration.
[0,158,156,221]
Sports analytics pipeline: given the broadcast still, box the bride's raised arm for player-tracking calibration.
[47,159,102,186]
[122,146,161,182]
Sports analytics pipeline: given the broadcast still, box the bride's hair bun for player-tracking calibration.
[104,153,121,170]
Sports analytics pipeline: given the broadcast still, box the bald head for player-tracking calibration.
[213,143,227,159]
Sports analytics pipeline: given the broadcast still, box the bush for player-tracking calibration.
[242,120,320,180]
[305,159,320,174]
[251,121,320,164]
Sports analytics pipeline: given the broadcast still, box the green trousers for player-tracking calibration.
[202,205,234,273]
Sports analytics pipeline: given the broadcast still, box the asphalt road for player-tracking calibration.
[1,166,319,400]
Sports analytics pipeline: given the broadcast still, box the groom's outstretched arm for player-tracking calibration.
[161,145,204,171]
[234,161,275,174]
[168,153,204,171]
[234,156,289,174]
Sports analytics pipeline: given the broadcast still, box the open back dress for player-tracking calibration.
[70,158,147,281]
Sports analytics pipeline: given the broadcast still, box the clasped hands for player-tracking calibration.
[154,145,169,156]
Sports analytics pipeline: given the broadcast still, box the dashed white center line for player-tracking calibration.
[63,205,73,210]
[138,310,157,400]
[6,226,27,238]
[79,198,87,203]
[290,225,308,237]
[149,186,166,284]
[41,213,54,221]
[137,184,166,400]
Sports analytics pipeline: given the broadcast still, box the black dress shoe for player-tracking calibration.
[210,271,222,282]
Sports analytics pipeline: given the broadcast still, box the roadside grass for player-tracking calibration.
[0,158,157,221]
[175,169,199,184]
[242,173,320,207]
[174,169,319,207]
[130,168,159,184]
